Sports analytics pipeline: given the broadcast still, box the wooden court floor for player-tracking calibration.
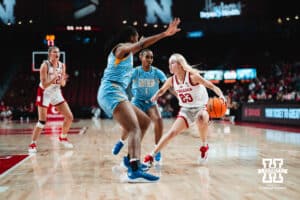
[0,118,300,200]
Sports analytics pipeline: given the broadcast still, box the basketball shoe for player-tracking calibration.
[28,143,37,153]
[121,156,150,172]
[121,164,159,183]
[144,154,154,165]
[198,144,209,164]
[112,140,124,155]
[154,152,162,165]
[59,136,74,148]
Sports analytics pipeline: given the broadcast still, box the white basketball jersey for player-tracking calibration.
[173,72,209,108]
[39,60,63,91]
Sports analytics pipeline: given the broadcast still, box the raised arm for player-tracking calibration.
[151,77,173,102]
[115,18,181,59]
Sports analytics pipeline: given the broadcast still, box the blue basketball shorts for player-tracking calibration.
[131,98,157,113]
[97,80,128,118]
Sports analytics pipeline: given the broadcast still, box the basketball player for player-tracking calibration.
[144,53,226,166]
[28,46,74,153]
[97,18,181,182]
[112,49,167,165]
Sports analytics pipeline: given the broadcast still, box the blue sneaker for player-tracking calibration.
[139,162,150,171]
[124,168,159,183]
[121,156,130,169]
[121,156,150,172]
[154,152,161,162]
[112,140,124,155]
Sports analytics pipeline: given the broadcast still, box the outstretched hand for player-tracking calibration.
[164,17,181,36]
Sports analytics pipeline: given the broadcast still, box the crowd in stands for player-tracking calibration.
[227,64,300,104]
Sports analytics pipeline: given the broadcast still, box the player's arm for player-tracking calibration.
[60,63,68,87]
[115,18,181,58]
[40,63,58,89]
[191,73,226,103]
[167,87,178,98]
[151,77,173,102]
[157,69,177,98]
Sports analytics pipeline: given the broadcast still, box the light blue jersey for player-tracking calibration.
[130,66,167,112]
[101,51,133,88]
[131,66,167,100]
[97,51,133,117]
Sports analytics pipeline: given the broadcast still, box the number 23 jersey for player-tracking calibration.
[172,72,208,108]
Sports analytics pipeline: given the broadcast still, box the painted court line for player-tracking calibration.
[0,154,33,179]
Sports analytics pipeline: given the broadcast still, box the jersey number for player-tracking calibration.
[179,93,193,103]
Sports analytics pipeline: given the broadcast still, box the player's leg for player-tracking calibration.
[132,105,151,140]
[195,109,210,164]
[144,117,187,165]
[114,104,152,172]
[116,109,151,171]
[55,102,74,148]
[113,101,143,160]
[28,106,47,153]
[147,105,163,163]
[113,101,159,182]
[112,101,151,155]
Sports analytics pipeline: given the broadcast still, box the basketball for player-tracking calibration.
[207,97,227,118]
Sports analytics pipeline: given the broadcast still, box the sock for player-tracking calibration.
[60,133,67,138]
[31,141,37,144]
[130,158,139,171]
[120,139,125,144]
[150,151,155,157]
[201,142,207,147]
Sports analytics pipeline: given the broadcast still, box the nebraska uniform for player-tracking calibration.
[173,72,209,127]
[36,60,65,107]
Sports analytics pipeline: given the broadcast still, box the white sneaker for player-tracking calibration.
[59,136,74,148]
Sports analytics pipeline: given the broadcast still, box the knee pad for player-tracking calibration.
[36,120,46,129]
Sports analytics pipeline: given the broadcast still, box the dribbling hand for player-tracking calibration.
[219,96,227,104]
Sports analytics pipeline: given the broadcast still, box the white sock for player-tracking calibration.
[31,141,37,144]
[202,142,207,147]
[130,158,138,162]
[150,151,156,157]
[120,139,125,144]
